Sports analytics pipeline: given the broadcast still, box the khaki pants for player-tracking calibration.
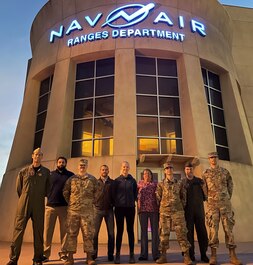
[44,206,68,258]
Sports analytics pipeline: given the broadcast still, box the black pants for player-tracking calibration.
[115,207,135,253]
[93,208,114,257]
[185,211,208,258]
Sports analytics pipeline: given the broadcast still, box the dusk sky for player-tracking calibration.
[0,0,252,184]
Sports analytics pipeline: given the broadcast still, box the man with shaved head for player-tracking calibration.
[6,148,51,265]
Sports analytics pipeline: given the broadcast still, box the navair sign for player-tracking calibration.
[50,3,206,47]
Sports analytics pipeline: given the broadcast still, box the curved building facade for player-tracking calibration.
[1,0,253,243]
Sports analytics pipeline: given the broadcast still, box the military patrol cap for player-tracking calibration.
[184,161,193,168]
[79,158,88,166]
[163,162,173,169]
[208,151,219,158]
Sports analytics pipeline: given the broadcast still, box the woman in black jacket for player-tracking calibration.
[113,161,137,264]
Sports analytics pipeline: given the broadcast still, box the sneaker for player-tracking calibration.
[6,260,17,265]
[41,256,49,263]
[60,255,68,261]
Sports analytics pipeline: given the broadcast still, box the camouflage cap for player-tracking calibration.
[184,161,193,168]
[79,158,88,166]
[208,151,219,158]
[163,162,173,169]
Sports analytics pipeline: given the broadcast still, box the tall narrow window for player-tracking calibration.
[72,58,114,157]
[202,68,230,160]
[34,75,53,149]
[136,57,182,155]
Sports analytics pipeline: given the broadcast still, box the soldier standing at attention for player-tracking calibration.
[62,159,97,265]
[6,148,51,265]
[43,157,74,262]
[202,152,242,265]
[182,162,209,263]
[156,162,192,265]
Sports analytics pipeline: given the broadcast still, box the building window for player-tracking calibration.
[202,68,230,160]
[72,58,114,157]
[34,75,53,149]
[136,57,182,155]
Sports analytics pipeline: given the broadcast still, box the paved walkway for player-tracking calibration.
[1,241,253,265]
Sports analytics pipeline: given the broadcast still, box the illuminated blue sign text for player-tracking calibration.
[49,3,207,47]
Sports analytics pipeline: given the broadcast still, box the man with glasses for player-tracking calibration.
[202,152,242,265]
[6,148,51,265]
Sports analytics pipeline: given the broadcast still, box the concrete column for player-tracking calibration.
[178,54,215,158]
[41,59,75,163]
[113,48,137,172]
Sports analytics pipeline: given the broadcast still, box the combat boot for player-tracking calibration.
[156,249,167,264]
[209,248,217,265]
[229,248,242,265]
[183,250,193,265]
[64,252,74,265]
[87,253,96,265]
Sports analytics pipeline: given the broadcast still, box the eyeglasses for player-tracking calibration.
[165,167,173,169]
[209,156,217,158]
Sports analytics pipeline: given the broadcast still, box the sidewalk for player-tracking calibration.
[1,241,252,265]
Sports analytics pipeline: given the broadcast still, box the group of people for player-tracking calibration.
[6,148,242,265]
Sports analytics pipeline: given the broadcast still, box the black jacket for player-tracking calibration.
[47,168,74,207]
[113,174,137,208]
[94,176,114,210]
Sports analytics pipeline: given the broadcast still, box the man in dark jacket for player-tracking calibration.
[182,162,209,263]
[93,165,114,261]
[6,148,50,265]
[113,161,137,264]
[43,157,74,262]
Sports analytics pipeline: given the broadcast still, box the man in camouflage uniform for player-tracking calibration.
[6,148,51,265]
[62,159,97,265]
[202,152,242,265]
[156,162,192,265]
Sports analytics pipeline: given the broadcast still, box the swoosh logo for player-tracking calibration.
[102,3,155,28]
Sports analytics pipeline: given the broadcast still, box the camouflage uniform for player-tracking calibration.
[202,166,236,248]
[156,178,191,252]
[62,173,97,253]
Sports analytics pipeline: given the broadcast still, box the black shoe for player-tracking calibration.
[114,253,120,264]
[129,253,135,264]
[41,256,49,262]
[201,255,209,263]
[108,255,114,261]
[138,257,148,261]
[6,260,17,265]
[190,256,196,262]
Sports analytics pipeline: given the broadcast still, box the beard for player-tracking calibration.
[57,165,66,171]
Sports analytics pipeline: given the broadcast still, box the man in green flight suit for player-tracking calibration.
[6,148,51,265]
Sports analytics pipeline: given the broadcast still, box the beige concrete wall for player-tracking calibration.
[225,6,253,137]
[1,0,253,244]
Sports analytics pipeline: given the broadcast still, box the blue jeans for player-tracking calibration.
[93,208,115,257]
[139,212,160,260]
